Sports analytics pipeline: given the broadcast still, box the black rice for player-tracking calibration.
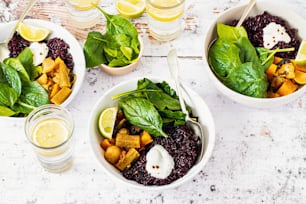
[7,34,74,70]
[122,125,200,186]
[8,33,30,58]
[229,11,300,59]
[47,37,74,70]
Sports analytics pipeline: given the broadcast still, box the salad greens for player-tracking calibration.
[84,5,140,68]
[113,78,192,137]
[0,48,49,117]
[208,23,294,98]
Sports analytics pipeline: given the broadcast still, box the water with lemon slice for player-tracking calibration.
[146,0,185,41]
[65,0,101,29]
[25,105,74,173]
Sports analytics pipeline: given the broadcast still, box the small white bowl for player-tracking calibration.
[99,36,143,76]
[88,77,215,190]
[203,0,306,108]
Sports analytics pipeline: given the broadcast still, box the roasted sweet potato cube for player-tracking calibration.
[50,83,61,98]
[42,57,57,73]
[140,131,153,147]
[50,86,72,105]
[276,79,298,96]
[54,57,71,88]
[36,73,48,85]
[265,63,277,81]
[276,63,295,79]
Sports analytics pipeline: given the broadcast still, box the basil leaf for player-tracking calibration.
[119,97,168,137]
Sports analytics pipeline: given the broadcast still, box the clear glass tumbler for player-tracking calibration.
[65,0,101,29]
[146,0,185,41]
[24,104,75,173]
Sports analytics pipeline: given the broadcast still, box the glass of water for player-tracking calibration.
[146,0,185,41]
[24,104,75,173]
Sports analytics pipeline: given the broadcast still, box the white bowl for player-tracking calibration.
[0,19,85,119]
[203,0,306,108]
[99,36,144,76]
[88,77,215,190]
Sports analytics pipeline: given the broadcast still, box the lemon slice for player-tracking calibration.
[146,0,183,22]
[98,106,118,138]
[116,0,145,18]
[18,22,51,42]
[32,118,69,148]
[295,40,306,65]
[68,0,100,10]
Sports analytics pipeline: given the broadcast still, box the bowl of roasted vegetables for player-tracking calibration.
[203,0,306,108]
[88,77,215,190]
[0,19,85,118]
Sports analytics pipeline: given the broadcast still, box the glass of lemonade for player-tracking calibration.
[146,0,185,41]
[65,0,101,29]
[24,104,74,173]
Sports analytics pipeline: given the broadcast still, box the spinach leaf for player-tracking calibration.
[217,23,248,42]
[209,38,241,78]
[17,47,42,80]
[208,23,269,98]
[0,63,22,96]
[119,97,168,137]
[256,47,295,69]
[0,105,16,116]
[0,83,18,106]
[19,81,49,108]
[84,31,107,67]
[4,57,30,83]
[83,5,140,68]
[96,6,138,39]
[224,62,268,98]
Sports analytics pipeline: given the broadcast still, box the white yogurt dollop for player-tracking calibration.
[145,144,174,179]
[263,22,291,49]
[29,42,49,66]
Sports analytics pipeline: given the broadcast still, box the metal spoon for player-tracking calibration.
[0,0,37,46]
[167,48,205,162]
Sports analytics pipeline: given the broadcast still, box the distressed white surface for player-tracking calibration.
[1,0,306,203]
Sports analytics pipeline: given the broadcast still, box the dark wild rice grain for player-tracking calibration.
[230,11,300,59]
[122,125,200,186]
[8,33,30,58]
[47,37,74,70]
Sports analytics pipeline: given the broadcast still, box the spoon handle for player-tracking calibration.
[167,49,188,116]
[236,0,256,27]
[6,0,37,43]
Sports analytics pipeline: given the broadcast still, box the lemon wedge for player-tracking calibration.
[116,0,145,18]
[32,118,70,148]
[18,22,50,42]
[295,40,306,65]
[98,106,118,138]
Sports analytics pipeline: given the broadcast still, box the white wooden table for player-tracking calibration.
[1,0,306,203]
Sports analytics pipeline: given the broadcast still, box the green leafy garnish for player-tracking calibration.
[119,97,168,137]
[0,48,49,117]
[84,5,140,68]
[113,78,193,137]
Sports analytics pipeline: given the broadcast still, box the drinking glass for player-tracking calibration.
[65,0,101,29]
[146,0,185,41]
[24,104,75,173]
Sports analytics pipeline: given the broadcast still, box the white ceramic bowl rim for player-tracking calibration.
[88,77,215,190]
